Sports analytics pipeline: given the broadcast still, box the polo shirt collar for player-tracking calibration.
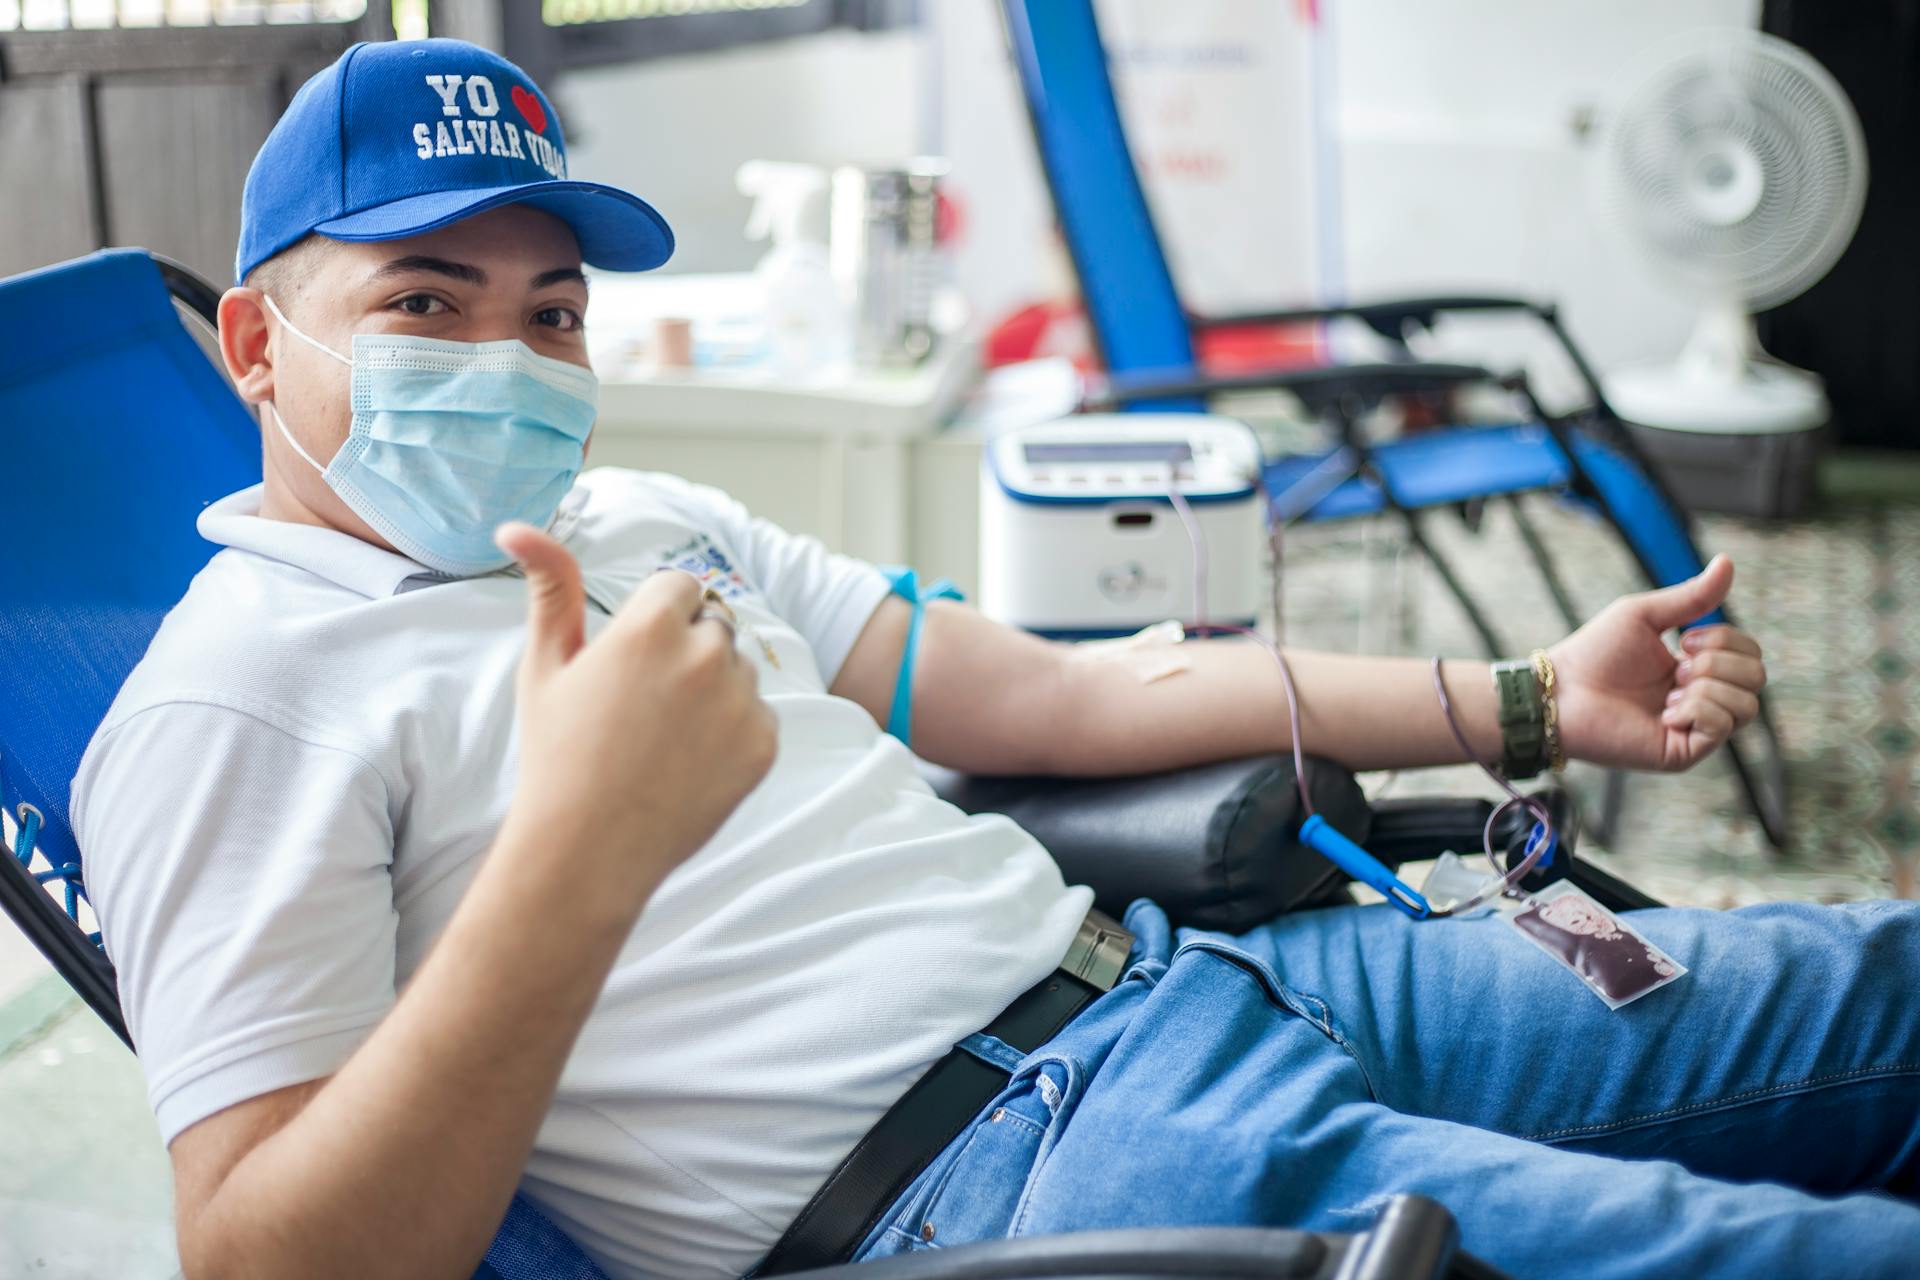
[197,484,438,598]
[196,483,593,599]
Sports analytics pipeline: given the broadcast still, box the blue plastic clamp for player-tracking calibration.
[1299,813,1434,920]
[1523,820,1557,872]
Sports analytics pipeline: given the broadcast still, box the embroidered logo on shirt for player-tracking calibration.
[656,534,751,601]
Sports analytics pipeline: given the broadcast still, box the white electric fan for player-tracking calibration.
[1598,30,1868,434]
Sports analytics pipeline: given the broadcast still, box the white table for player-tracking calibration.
[585,273,1087,592]
[585,336,982,577]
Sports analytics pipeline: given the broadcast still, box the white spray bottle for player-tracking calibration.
[736,160,850,381]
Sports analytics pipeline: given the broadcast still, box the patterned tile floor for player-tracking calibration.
[1273,453,1920,908]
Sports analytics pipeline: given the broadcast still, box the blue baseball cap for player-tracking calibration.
[236,38,673,283]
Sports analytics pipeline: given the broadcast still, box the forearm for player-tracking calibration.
[851,559,1761,783]
[1042,638,1503,776]
[862,601,1504,778]
[186,813,659,1280]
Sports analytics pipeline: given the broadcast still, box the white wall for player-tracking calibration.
[939,0,1768,380]
[554,1,1767,386]
[924,0,1060,329]
[1098,1,1320,312]
[1331,0,1763,381]
[555,4,1322,334]
[931,0,1321,329]
[555,27,926,276]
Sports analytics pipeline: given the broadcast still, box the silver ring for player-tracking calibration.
[697,603,738,643]
[16,802,43,826]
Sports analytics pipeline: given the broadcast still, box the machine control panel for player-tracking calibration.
[989,414,1261,503]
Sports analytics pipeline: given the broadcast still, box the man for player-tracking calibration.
[70,38,1915,1280]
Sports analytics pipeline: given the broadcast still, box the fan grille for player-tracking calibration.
[1602,31,1866,310]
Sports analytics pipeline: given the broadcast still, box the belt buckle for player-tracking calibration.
[1058,907,1133,992]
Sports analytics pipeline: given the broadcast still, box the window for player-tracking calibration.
[499,0,915,81]
[0,0,366,28]
[541,0,813,25]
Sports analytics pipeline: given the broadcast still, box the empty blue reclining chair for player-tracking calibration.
[997,0,1788,849]
[1,247,1542,1280]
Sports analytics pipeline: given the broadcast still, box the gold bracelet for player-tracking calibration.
[1530,649,1565,773]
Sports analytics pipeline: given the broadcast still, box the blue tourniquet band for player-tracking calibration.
[877,566,963,749]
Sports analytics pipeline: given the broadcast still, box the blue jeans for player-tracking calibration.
[854,898,1920,1279]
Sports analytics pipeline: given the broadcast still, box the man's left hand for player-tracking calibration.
[1549,554,1766,773]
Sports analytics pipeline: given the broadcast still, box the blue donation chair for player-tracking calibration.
[0,248,602,1280]
[997,0,1789,851]
[2,249,1672,1276]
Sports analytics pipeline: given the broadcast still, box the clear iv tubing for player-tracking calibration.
[1429,659,1559,913]
[1162,480,1556,918]
[1160,485,1316,822]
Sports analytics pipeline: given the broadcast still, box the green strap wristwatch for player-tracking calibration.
[1490,658,1547,779]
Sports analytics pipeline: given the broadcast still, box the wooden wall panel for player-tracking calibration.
[0,79,99,277]
[94,74,282,285]
[0,13,380,284]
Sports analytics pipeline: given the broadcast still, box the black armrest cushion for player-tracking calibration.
[925,755,1373,933]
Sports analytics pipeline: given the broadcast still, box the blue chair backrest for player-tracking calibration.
[0,248,606,1280]
[999,0,1205,409]
[0,249,261,874]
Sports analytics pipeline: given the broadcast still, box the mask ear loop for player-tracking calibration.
[260,292,353,367]
[261,401,327,475]
[258,293,353,476]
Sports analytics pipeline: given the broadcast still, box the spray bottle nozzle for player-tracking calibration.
[737,159,829,245]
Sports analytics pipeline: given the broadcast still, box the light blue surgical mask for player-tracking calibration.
[262,293,598,577]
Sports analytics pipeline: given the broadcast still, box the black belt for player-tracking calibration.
[756,908,1135,1276]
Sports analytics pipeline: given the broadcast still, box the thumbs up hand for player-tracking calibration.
[493,521,778,889]
[1549,555,1767,773]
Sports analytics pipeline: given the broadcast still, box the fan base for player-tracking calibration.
[1607,360,1827,436]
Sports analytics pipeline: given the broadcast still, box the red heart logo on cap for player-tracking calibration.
[511,85,547,135]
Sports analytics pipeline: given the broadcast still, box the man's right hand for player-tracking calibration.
[495,522,778,890]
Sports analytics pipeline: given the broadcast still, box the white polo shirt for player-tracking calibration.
[71,466,1091,1280]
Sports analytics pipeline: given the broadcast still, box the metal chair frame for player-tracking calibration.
[995,0,1788,849]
